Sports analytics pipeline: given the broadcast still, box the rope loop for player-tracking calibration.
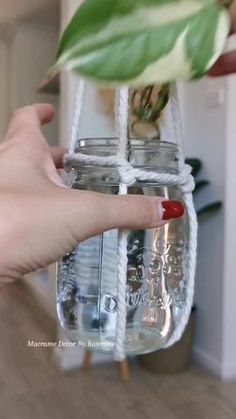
[64,153,195,194]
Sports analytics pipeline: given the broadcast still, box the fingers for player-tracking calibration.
[6,104,55,141]
[209,51,236,76]
[52,188,185,243]
[30,104,55,126]
[50,147,67,168]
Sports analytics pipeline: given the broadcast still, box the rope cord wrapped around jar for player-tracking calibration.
[63,79,198,361]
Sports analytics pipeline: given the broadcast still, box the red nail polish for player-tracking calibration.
[162,201,185,220]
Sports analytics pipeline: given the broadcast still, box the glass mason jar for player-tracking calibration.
[57,139,189,355]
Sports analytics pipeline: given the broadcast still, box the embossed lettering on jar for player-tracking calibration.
[57,139,189,354]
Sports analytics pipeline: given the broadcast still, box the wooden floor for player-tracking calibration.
[0,283,236,419]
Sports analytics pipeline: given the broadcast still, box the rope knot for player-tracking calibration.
[117,159,136,186]
[179,165,195,194]
[63,154,195,194]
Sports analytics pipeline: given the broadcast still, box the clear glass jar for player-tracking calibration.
[57,139,189,355]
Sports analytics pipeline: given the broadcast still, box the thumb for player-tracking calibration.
[5,104,55,141]
[50,187,185,243]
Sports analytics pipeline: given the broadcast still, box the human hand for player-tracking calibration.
[209,0,236,76]
[0,104,184,284]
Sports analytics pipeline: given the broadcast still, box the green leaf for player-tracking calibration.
[54,0,230,86]
[185,158,202,177]
[194,180,210,193]
[197,201,222,218]
[186,6,223,77]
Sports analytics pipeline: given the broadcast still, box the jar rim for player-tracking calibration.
[75,138,179,152]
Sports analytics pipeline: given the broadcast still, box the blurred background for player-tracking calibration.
[0,0,236,418]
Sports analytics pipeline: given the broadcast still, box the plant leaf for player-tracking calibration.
[197,201,222,217]
[194,180,210,193]
[55,0,230,86]
[185,158,202,177]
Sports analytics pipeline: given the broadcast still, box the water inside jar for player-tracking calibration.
[57,183,188,355]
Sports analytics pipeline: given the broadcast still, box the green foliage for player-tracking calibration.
[186,158,222,219]
[54,0,230,86]
[185,158,202,177]
[197,202,222,218]
[194,180,210,193]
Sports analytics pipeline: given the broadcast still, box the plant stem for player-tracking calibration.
[219,0,233,8]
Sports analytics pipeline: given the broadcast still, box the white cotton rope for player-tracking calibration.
[165,84,198,348]
[114,87,130,361]
[65,79,198,361]
[169,83,185,148]
[69,78,86,155]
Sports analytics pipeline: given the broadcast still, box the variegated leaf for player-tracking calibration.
[55,0,230,86]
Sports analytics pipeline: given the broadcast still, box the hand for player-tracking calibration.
[0,104,184,284]
[209,1,236,76]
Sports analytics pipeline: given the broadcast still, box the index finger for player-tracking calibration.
[5,104,55,141]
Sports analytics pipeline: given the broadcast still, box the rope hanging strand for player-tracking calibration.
[69,78,86,155]
[169,82,185,148]
[165,82,198,348]
[114,87,130,362]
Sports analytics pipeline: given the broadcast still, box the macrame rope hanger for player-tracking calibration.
[64,79,198,362]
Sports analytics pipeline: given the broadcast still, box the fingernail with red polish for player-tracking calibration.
[162,200,185,220]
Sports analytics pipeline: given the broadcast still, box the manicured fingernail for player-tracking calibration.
[162,200,185,220]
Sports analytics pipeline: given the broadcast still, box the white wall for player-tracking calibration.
[181,76,236,380]
[222,75,236,379]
